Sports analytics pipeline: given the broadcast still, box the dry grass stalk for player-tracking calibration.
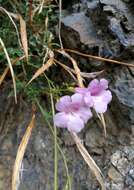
[97,113,107,137]
[12,113,35,190]
[0,38,17,103]
[0,56,25,86]
[0,7,21,47]
[100,113,107,137]
[71,133,106,190]
[54,59,77,81]
[54,58,104,79]
[57,50,84,87]
[61,48,134,68]
[0,7,29,61]
[27,56,54,85]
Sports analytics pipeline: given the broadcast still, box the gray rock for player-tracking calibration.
[108,166,123,183]
[1,0,134,190]
[109,17,130,47]
[125,175,134,186]
[108,146,134,189]
[61,12,100,47]
[0,164,10,190]
[87,0,134,56]
[111,67,134,131]
[85,125,105,154]
[111,182,124,190]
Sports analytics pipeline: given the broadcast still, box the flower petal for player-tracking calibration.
[75,87,88,94]
[88,79,102,95]
[92,90,112,113]
[88,79,109,95]
[88,79,99,89]
[71,93,83,104]
[67,114,84,133]
[102,90,112,103]
[93,100,108,113]
[55,96,71,111]
[54,112,68,128]
[100,78,108,90]
[84,92,94,107]
[76,106,92,123]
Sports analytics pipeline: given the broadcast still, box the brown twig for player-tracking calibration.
[54,59,77,81]
[28,0,33,26]
[54,58,104,79]
[56,50,84,87]
[58,48,134,68]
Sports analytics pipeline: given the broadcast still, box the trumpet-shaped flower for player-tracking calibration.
[54,94,92,133]
[75,79,112,113]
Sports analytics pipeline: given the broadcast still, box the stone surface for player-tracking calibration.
[61,12,100,48]
[110,67,134,132]
[86,0,134,57]
[107,146,134,189]
[85,124,105,155]
[108,166,123,183]
[0,0,134,190]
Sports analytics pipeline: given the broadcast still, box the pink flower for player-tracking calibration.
[75,79,112,113]
[54,94,92,133]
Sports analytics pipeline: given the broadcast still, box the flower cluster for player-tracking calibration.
[54,79,112,133]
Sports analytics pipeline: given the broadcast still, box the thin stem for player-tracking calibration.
[50,93,58,190]
[44,74,58,190]
[58,0,63,49]
[36,99,71,190]
[58,48,134,68]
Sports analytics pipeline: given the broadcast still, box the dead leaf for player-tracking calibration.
[27,57,54,84]
[12,113,35,190]
[19,15,28,61]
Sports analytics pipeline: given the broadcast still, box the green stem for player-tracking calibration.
[35,99,71,190]
[50,93,58,190]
